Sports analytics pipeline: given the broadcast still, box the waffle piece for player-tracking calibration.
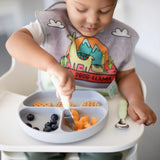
[32,101,52,107]
[55,101,75,107]
[80,100,99,107]
[44,102,53,107]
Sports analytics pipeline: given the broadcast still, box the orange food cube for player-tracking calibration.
[71,109,80,121]
[68,109,98,131]
[75,121,84,129]
[84,122,92,128]
[79,115,90,124]
[91,117,98,125]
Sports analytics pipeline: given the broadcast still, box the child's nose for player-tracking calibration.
[86,11,99,24]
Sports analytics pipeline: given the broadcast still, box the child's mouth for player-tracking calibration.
[84,27,97,32]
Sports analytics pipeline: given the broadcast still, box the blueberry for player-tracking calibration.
[26,123,32,127]
[50,118,57,124]
[33,127,40,130]
[51,114,59,121]
[51,124,58,131]
[27,113,34,121]
[43,125,52,132]
[45,122,52,127]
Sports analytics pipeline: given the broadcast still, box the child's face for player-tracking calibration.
[65,0,117,37]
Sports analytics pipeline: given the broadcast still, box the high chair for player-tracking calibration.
[0,58,146,160]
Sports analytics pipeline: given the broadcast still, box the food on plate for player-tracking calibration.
[69,109,98,131]
[50,114,59,124]
[25,112,59,132]
[80,100,99,107]
[43,113,59,132]
[43,122,58,132]
[79,115,90,124]
[56,101,75,107]
[32,101,52,107]
[71,109,80,121]
[91,117,98,125]
[26,113,35,121]
[33,127,40,130]
[25,122,32,128]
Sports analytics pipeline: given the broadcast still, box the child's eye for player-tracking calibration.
[99,9,110,14]
[76,8,87,13]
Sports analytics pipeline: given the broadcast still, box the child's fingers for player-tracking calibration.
[56,91,72,102]
[136,113,148,124]
[128,107,139,121]
[135,110,156,125]
[152,112,157,124]
[59,77,75,96]
[56,91,60,99]
[145,111,157,125]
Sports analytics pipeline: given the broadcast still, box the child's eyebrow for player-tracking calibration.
[74,0,86,7]
[101,0,117,8]
[74,0,116,8]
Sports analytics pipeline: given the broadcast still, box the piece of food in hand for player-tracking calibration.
[56,101,75,107]
[80,100,99,107]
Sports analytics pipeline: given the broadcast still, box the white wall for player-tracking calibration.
[0,0,44,35]
[114,0,160,66]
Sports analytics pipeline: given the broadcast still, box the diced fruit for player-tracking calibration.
[91,117,98,125]
[65,109,98,131]
[79,115,90,124]
[27,113,35,121]
[75,121,84,129]
[84,122,92,128]
[71,109,80,121]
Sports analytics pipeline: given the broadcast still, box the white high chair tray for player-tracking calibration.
[0,91,144,153]
[18,90,108,143]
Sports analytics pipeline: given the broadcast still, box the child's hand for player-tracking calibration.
[47,65,75,101]
[57,70,75,100]
[128,100,157,126]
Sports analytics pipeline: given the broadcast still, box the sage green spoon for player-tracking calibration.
[115,99,129,129]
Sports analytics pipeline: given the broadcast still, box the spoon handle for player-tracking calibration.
[50,75,70,109]
[118,99,128,119]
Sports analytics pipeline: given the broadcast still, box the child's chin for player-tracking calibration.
[80,31,98,37]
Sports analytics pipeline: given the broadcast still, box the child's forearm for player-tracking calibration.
[116,69,157,125]
[6,28,61,73]
[116,69,144,104]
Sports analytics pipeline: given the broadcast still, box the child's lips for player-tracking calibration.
[83,27,97,32]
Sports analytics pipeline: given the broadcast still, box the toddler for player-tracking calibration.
[6,0,156,159]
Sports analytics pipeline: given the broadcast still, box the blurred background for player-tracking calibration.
[0,0,160,159]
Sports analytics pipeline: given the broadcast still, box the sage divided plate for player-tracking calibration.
[18,90,108,143]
